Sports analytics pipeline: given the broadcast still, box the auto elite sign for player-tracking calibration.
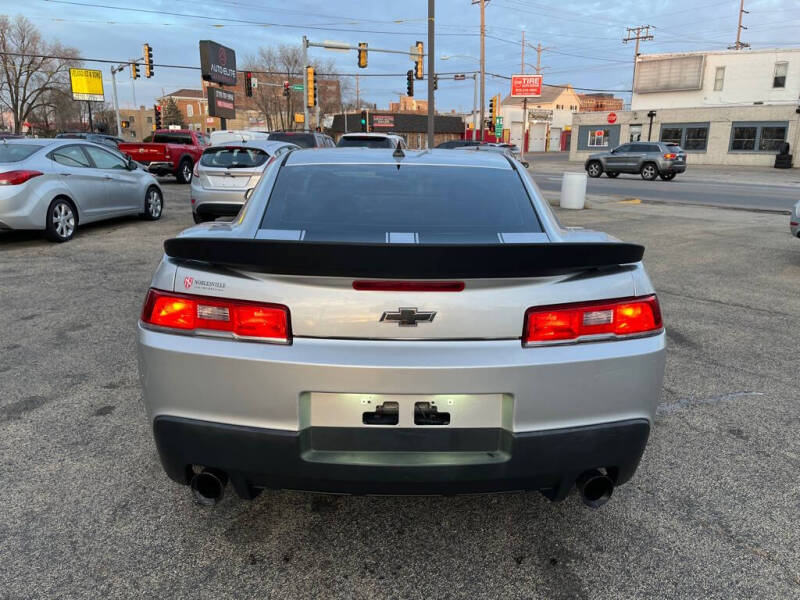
[510,74,543,98]
[199,40,237,86]
[207,87,236,120]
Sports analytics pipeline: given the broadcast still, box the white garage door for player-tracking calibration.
[550,127,561,152]
[530,123,547,152]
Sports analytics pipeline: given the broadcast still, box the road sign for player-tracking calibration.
[291,84,305,91]
[607,112,617,124]
[495,116,503,136]
[207,87,235,119]
[199,40,237,86]
[251,77,258,89]
[454,73,466,81]
[510,74,543,97]
[294,113,305,123]
[69,68,104,102]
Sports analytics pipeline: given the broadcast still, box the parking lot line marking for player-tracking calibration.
[617,198,642,204]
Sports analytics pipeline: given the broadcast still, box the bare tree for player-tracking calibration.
[244,44,343,130]
[0,15,80,133]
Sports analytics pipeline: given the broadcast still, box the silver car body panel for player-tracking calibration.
[0,139,161,230]
[138,149,665,493]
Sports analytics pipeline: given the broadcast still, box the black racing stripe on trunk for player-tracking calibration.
[163,238,645,278]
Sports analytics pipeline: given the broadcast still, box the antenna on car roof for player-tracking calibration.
[392,140,405,159]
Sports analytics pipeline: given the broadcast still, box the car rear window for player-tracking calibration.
[268,133,316,148]
[152,133,194,145]
[200,146,269,168]
[337,136,394,149]
[0,144,44,163]
[260,164,541,244]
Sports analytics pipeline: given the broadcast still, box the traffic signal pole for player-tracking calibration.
[302,36,310,132]
[110,64,123,137]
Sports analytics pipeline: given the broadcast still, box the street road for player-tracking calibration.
[1,184,799,598]
[529,153,800,212]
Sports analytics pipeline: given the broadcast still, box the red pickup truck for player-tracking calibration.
[119,130,208,184]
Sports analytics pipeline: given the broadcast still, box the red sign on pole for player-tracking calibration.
[510,74,543,98]
[607,112,617,124]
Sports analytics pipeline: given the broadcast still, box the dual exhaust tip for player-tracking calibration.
[188,467,614,508]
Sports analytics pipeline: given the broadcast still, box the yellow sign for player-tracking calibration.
[294,112,305,124]
[69,68,104,102]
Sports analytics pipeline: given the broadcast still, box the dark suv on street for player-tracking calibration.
[585,141,687,181]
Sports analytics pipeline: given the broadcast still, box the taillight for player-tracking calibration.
[0,170,43,185]
[663,153,677,160]
[524,295,662,346]
[353,280,465,292]
[141,289,291,344]
[192,162,200,178]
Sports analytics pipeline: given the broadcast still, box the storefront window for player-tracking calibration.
[588,129,608,147]
[759,127,787,151]
[628,124,642,142]
[730,123,787,152]
[731,127,757,151]
[660,123,709,151]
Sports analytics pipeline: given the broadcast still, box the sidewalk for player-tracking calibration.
[525,152,800,187]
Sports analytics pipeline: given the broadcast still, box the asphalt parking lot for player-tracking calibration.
[1,181,799,599]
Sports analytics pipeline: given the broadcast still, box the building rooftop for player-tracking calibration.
[163,89,205,99]
[501,84,572,106]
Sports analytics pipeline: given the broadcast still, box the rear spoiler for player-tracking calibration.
[163,238,644,279]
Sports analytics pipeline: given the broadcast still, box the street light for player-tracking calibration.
[441,55,479,140]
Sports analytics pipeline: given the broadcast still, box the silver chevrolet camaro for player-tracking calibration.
[0,139,163,242]
[138,148,666,508]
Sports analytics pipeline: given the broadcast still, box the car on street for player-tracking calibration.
[138,148,665,508]
[119,129,208,184]
[585,141,687,181]
[190,140,298,223]
[791,199,800,237]
[0,139,163,242]
[266,131,335,148]
[56,132,124,150]
[336,132,407,149]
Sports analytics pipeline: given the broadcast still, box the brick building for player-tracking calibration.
[577,93,624,112]
[117,106,156,141]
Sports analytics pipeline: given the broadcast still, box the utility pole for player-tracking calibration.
[728,0,750,50]
[521,31,527,152]
[473,0,486,141]
[427,0,435,149]
[110,64,124,137]
[623,25,654,108]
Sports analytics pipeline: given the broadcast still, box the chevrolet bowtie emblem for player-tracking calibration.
[380,307,436,327]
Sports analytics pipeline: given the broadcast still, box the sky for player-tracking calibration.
[7,0,799,112]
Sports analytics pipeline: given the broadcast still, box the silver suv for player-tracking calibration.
[585,141,686,181]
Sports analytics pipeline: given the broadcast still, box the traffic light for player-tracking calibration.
[306,66,316,108]
[121,120,130,129]
[406,69,414,97]
[433,74,438,91]
[283,80,289,98]
[357,42,368,69]
[414,41,424,80]
[130,62,139,80]
[488,96,494,124]
[245,71,253,97]
[143,43,154,78]
[360,109,368,132]
[153,104,162,129]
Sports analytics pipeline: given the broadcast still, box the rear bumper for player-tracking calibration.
[143,161,175,176]
[193,201,244,218]
[154,415,650,497]
[662,162,686,174]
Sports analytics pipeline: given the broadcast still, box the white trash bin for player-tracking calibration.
[559,171,588,210]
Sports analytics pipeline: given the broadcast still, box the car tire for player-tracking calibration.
[44,197,77,243]
[659,172,676,181]
[586,161,603,178]
[640,162,658,181]
[140,186,163,220]
[176,159,193,184]
[606,172,619,178]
